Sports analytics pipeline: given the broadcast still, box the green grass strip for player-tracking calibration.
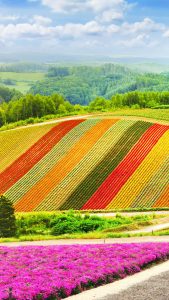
[60,121,151,210]
[132,157,169,208]
[6,119,99,203]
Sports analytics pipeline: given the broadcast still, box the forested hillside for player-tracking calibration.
[1,63,169,105]
[29,64,169,105]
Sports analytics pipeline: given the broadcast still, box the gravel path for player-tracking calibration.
[102,271,169,300]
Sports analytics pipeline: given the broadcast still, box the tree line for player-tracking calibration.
[0,90,169,127]
[0,62,48,73]
[0,93,84,126]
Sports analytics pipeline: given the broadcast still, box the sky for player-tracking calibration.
[0,0,169,60]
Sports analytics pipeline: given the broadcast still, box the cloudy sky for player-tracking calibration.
[0,0,169,59]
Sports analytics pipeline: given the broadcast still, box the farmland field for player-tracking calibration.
[1,116,168,211]
[0,72,45,93]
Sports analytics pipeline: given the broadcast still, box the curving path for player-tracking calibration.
[7,112,169,132]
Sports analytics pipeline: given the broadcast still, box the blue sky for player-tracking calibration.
[0,0,169,59]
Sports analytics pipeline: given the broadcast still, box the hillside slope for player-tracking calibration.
[29,64,169,105]
[1,117,169,211]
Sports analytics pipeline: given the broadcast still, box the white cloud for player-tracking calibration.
[40,0,130,16]
[41,0,85,13]
[53,21,104,39]
[33,15,52,25]
[118,34,150,47]
[88,0,129,12]
[0,15,20,21]
[40,0,132,30]
[99,10,123,23]
[107,24,120,34]
[0,0,166,54]
[0,16,165,47]
[163,30,169,38]
[121,18,165,35]
[1,0,168,57]
[0,20,104,41]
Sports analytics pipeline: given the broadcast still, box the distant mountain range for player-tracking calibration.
[1,53,169,70]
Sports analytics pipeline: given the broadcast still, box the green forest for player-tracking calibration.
[30,64,169,105]
[0,63,169,128]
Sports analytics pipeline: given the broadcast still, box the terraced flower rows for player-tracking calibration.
[0,117,169,211]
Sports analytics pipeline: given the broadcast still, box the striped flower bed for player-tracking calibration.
[0,120,84,195]
[0,123,56,173]
[0,117,168,211]
[1,243,169,299]
[5,119,99,204]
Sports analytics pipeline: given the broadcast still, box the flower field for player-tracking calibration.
[0,117,169,211]
[1,243,169,299]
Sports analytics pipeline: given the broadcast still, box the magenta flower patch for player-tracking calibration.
[0,243,169,299]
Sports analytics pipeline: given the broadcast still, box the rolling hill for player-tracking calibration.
[29,64,169,105]
[0,117,169,211]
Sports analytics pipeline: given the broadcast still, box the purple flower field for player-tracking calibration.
[1,243,169,300]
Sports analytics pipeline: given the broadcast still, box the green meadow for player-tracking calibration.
[0,72,45,93]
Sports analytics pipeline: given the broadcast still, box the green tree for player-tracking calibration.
[0,108,5,126]
[58,104,67,115]
[0,195,17,237]
[89,97,108,111]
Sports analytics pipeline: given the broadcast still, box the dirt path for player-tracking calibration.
[8,114,91,131]
[1,236,169,247]
[7,113,169,132]
[129,222,169,234]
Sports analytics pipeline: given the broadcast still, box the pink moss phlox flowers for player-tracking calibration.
[0,243,169,299]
